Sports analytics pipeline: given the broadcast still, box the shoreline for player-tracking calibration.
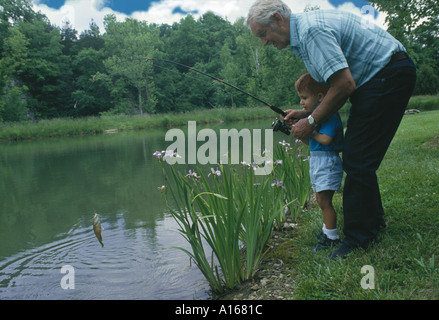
[1,95,437,143]
[0,106,276,142]
[215,196,317,300]
[216,227,299,300]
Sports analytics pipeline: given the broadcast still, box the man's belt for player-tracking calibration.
[388,51,409,65]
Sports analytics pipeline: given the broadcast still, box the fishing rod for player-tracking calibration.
[147,57,293,135]
[79,57,293,134]
[146,57,287,118]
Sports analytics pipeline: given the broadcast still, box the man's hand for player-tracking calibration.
[289,68,356,140]
[281,109,309,127]
[291,118,314,141]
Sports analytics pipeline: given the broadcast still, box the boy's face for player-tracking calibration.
[298,90,324,112]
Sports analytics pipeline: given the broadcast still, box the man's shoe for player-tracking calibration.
[313,234,340,252]
[377,220,387,230]
[328,242,356,259]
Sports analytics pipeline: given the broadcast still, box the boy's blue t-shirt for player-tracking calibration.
[309,113,343,152]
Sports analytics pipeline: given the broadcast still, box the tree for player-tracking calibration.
[60,21,78,56]
[369,0,439,93]
[259,46,305,108]
[0,27,29,121]
[0,0,47,59]
[167,15,209,68]
[101,16,159,115]
[78,20,104,51]
[16,19,71,118]
[7,4,434,122]
[414,63,439,95]
[368,0,438,47]
[0,0,37,121]
[71,48,112,116]
[0,0,35,22]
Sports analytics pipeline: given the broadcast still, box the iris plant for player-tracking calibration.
[153,139,311,293]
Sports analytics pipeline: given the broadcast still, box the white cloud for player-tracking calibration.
[32,0,128,33]
[32,0,386,34]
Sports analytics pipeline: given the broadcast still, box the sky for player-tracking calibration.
[31,0,385,34]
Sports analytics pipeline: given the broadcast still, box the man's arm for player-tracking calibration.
[291,68,355,140]
[311,68,356,125]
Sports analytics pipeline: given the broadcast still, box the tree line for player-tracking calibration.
[1,0,438,122]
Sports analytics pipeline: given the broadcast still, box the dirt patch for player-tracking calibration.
[422,134,439,148]
[214,196,317,300]
[215,227,298,300]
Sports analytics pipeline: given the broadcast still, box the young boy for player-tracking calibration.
[295,73,344,251]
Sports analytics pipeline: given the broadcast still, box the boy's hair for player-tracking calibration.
[295,73,329,96]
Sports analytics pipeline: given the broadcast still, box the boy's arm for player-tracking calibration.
[302,136,309,145]
[311,131,333,146]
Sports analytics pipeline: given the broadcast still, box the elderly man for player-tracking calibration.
[247,0,416,259]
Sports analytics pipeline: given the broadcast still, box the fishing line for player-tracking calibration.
[74,57,293,135]
[78,56,284,115]
[146,57,287,117]
[150,63,236,99]
[150,63,212,85]
[147,57,293,135]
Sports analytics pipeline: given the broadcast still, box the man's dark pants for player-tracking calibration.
[342,57,417,248]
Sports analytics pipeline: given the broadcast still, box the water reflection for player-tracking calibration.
[0,118,308,299]
[0,129,212,299]
[0,131,169,255]
[0,212,209,299]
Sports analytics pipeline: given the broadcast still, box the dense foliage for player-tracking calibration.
[368,0,439,95]
[0,0,438,122]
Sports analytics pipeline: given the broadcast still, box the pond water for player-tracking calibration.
[0,119,284,300]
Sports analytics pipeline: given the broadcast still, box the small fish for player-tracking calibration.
[93,213,104,247]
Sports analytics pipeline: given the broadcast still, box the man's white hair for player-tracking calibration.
[246,0,292,28]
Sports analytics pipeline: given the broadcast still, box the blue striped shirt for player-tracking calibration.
[290,10,406,88]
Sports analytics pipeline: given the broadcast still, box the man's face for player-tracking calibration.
[249,13,290,50]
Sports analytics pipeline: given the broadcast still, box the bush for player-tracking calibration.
[407,94,439,111]
[0,86,29,122]
[414,64,439,96]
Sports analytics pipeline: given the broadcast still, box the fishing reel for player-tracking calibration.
[271,119,291,136]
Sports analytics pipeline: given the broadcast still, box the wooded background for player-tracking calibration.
[1,0,437,121]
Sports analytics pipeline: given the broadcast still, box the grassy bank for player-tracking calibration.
[407,94,439,111]
[1,95,438,142]
[0,106,274,142]
[286,110,439,299]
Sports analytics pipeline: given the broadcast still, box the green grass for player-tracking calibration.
[0,106,274,142]
[1,94,437,142]
[288,110,439,300]
[407,94,439,111]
